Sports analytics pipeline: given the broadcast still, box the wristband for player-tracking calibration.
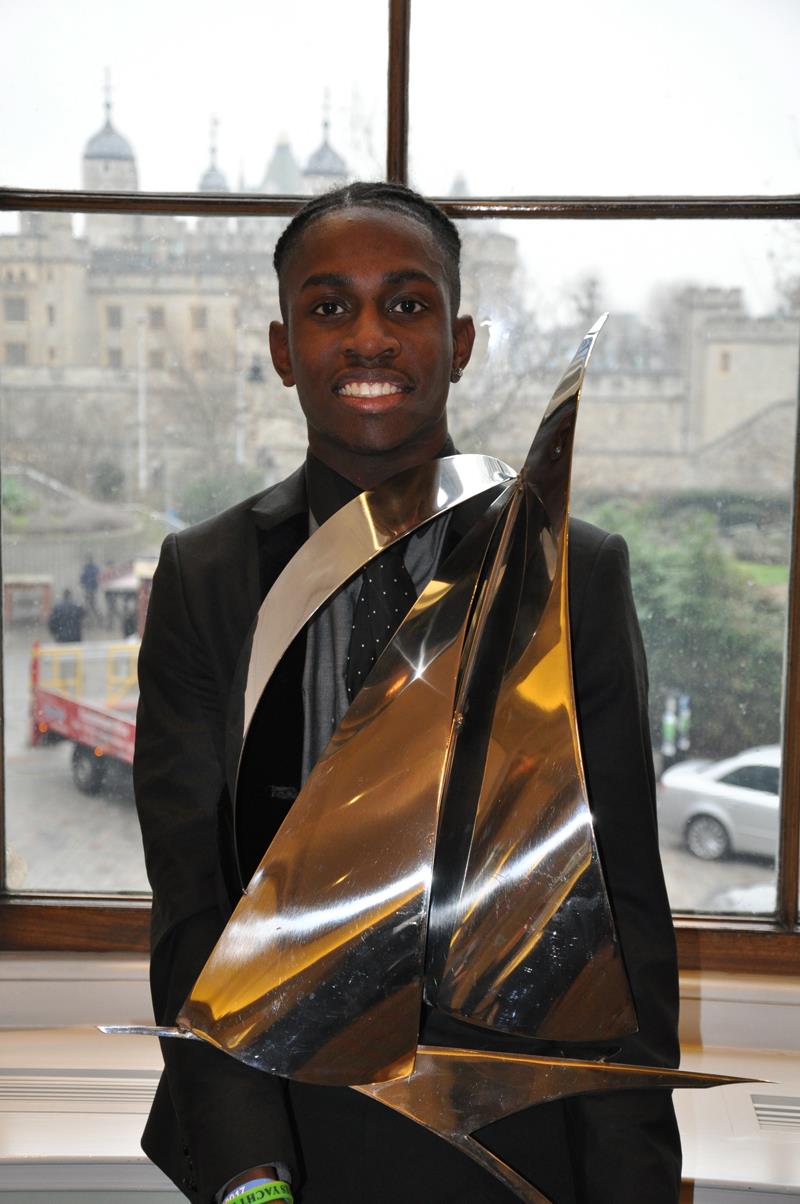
[222,1181,272,1203]
[222,1180,293,1204]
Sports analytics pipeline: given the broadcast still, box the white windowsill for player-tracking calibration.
[1,956,799,1199]
[2,956,799,1050]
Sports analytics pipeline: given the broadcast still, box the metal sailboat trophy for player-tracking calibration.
[106,319,743,1204]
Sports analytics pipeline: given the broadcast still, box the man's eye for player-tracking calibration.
[389,298,426,315]
[313,300,345,316]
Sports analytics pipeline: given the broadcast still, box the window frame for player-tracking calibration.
[0,0,798,970]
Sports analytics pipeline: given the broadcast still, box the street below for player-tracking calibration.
[3,625,776,912]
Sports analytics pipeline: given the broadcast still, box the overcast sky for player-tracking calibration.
[2,0,798,313]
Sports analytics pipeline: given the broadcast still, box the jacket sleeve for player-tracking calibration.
[135,533,298,1201]
[565,531,681,1203]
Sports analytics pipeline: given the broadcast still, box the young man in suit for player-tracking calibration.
[135,183,680,1204]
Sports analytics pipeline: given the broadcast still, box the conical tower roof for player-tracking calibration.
[304,103,348,185]
[198,116,229,192]
[84,76,134,162]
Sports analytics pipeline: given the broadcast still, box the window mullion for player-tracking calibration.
[0,188,306,218]
[386,0,411,183]
[2,191,799,221]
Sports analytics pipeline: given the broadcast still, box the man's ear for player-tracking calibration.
[451,314,476,381]
[269,320,295,387]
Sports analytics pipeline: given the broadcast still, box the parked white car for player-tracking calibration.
[657,745,780,861]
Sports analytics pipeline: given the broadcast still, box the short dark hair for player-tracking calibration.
[273,181,462,316]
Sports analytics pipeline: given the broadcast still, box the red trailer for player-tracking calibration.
[30,639,140,793]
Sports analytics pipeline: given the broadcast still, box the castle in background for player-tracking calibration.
[0,94,798,526]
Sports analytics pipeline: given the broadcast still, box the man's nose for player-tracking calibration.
[343,305,400,360]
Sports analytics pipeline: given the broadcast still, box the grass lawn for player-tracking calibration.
[737,560,789,587]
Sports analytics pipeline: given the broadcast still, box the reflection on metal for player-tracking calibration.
[428,319,636,1040]
[240,453,515,747]
[110,317,741,1200]
[356,1046,746,1204]
[180,482,516,1084]
[99,1024,199,1040]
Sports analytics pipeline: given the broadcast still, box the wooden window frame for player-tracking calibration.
[0,0,798,971]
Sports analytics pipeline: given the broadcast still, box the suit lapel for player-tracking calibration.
[250,463,306,531]
[225,465,309,805]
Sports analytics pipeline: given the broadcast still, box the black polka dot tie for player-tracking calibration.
[344,541,417,702]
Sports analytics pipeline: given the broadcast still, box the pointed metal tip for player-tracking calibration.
[98,1024,198,1039]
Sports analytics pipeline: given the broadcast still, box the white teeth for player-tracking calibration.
[338,381,404,398]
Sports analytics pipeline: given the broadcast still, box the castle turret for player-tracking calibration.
[82,76,139,248]
[198,117,229,193]
[303,101,348,194]
[82,77,138,193]
[197,118,231,244]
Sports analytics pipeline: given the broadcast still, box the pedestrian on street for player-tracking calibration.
[47,589,84,643]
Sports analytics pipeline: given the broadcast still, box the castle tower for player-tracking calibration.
[82,75,139,248]
[303,97,348,194]
[198,116,229,193]
[82,74,138,192]
[197,117,231,243]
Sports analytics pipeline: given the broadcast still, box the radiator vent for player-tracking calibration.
[0,1071,157,1113]
[752,1093,800,1131]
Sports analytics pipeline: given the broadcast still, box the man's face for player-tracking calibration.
[269,208,474,472]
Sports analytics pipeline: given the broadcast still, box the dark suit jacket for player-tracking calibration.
[134,464,681,1204]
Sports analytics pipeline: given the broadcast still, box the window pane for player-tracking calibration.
[443,216,796,916]
[1,211,298,893]
[410,0,800,196]
[0,0,387,193]
[1,209,797,916]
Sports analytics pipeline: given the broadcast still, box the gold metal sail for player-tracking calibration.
[178,463,517,1084]
[429,317,636,1040]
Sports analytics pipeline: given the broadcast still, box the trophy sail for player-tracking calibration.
[177,464,517,1085]
[429,315,638,1040]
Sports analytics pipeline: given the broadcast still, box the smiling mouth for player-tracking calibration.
[336,381,412,398]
